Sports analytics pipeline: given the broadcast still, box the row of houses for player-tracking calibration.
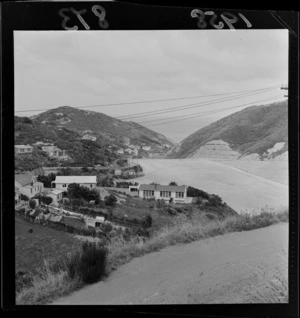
[116,145,152,156]
[15,173,64,206]
[15,143,69,161]
[15,173,189,206]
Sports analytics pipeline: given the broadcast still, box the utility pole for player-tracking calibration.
[280,84,288,98]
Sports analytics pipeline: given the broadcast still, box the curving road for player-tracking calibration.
[53,223,288,305]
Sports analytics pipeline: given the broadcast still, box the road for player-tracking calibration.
[52,223,288,305]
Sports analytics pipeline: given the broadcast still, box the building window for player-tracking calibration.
[176,192,184,198]
[144,190,154,197]
[63,184,66,188]
[90,185,93,188]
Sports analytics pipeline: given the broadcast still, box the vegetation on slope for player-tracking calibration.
[33,106,174,148]
[168,101,288,159]
[16,201,288,304]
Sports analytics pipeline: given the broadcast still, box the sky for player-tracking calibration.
[14,30,288,142]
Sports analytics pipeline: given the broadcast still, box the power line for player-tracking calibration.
[143,96,285,128]
[119,87,279,121]
[14,85,279,114]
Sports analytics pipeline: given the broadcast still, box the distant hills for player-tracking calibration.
[32,106,173,149]
[167,101,288,160]
[15,106,174,171]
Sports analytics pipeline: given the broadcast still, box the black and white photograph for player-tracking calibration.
[6,4,297,310]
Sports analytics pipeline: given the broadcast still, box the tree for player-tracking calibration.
[20,194,29,201]
[40,196,53,205]
[29,199,37,209]
[104,195,117,206]
[169,181,178,186]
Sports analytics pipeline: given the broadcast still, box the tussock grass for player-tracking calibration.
[16,207,288,305]
[107,207,288,273]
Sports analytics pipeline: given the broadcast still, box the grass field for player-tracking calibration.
[15,217,82,274]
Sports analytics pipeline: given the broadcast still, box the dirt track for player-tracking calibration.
[53,223,288,305]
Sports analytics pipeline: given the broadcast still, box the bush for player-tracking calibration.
[29,199,37,209]
[143,214,153,228]
[20,194,29,201]
[187,186,210,199]
[104,195,117,206]
[67,242,107,284]
[102,222,113,233]
[40,196,53,205]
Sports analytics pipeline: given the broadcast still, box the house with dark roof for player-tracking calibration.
[15,173,44,199]
[138,184,187,203]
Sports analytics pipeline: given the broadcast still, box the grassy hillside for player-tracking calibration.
[168,101,288,159]
[14,116,119,170]
[33,106,173,148]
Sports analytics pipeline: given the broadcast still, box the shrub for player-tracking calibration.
[40,196,53,206]
[102,222,113,233]
[169,181,178,186]
[104,195,117,207]
[29,199,37,209]
[156,199,165,208]
[187,186,210,199]
[69,242,108,284]
[20,194,29,201]
[143,214,153,228]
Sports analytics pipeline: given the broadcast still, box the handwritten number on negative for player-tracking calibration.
[191,9,252,30]
[59,5,108,30]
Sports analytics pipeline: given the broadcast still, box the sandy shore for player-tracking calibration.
[129,159,288,213]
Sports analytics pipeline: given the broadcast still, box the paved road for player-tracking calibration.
[52,223,288,305]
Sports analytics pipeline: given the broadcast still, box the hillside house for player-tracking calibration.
[138,184,187,203]
[41,145,67,158]
[48,189,64,206]
[15,145,33,154]
[142,146,151,151]
[117,149,124,155]
[114,169,122,176]
[15,174,44,199]
[52,176,97,191]
[124,148,132,154]
[82,134,97,141]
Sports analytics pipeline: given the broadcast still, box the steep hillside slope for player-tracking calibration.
[167,101,288,160]
[33,106,173,149]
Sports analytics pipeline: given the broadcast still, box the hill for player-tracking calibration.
[167,101,288,160]
[32,106,173,151]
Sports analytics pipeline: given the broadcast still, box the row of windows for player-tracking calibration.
[142,190,185,198]
[30,185,42,194]
[160,191,171,198]
[143,190,154,197]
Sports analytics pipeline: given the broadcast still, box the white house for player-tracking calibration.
[15,174,44,199]
[52,176,97,191]
[138,184,187,203]
[117,149,124,155]
[142,146,151,151]
[15,145,33,154]
[124,148,132,154]
[85,216,105,228]
[114,169,122,176]
[48,189,64,206]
